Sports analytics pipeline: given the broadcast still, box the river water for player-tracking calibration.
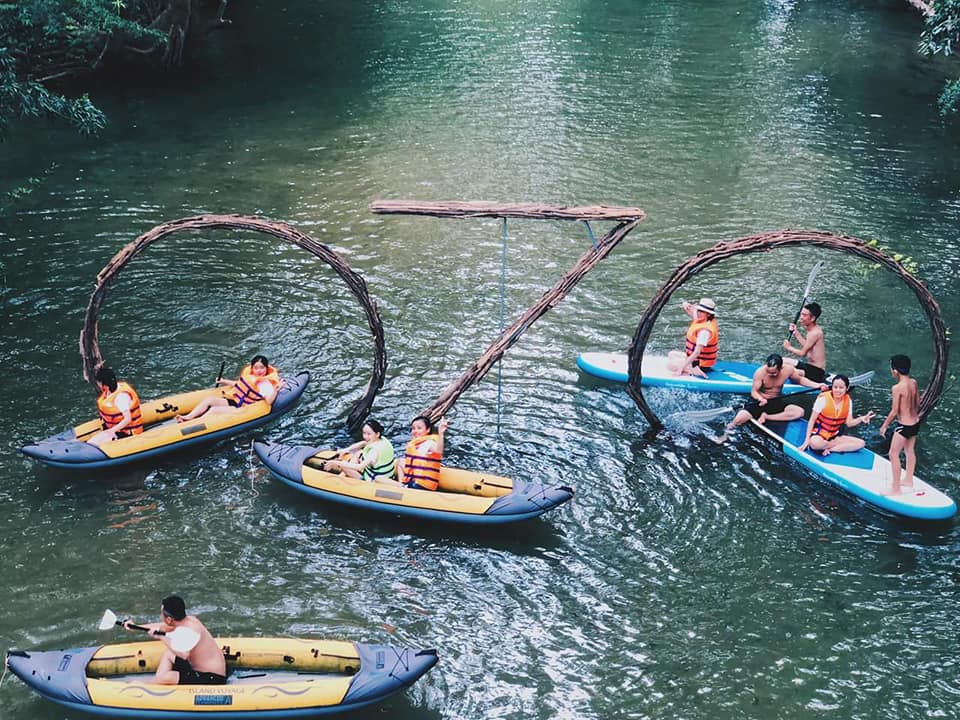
[2,1,959,718]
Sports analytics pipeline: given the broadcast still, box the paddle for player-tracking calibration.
[215,360,226,387]
[786,260,824,341]
[99,609,200,653]
[667,369,876,425]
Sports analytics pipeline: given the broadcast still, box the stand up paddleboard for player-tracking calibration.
[577,352,811,394]
[750,418,956,521]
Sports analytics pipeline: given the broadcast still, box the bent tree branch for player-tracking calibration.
[626,230,948,431]
[79,214,387,430]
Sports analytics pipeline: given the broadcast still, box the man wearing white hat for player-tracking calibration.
[667,297,719,378]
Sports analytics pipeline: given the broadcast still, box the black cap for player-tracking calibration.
[765,353,783,368]
[161,595,186,621]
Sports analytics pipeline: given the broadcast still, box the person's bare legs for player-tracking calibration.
[758,404,803,425]
[810,435,864,456]
[176,396,230,422]
[888,430,909,493]
[154,649,179,685]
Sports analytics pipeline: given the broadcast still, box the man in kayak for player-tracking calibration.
[666,297,719,378]
[176,355,281,422]
[879,354,921,494]
[122,595,226,685]
[715,353,827,443]
[88,367,143,446]
[782,302,826,383]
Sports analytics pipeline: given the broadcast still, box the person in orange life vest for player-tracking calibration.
[395,415,448,491]
[176,355,281,423]
[666,297,719,378]
[88,367,143,447]
[798,374,875,456]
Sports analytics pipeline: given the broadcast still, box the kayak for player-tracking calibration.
[576,352,811,394]
[751,418,957,521]
[6,636,436,718]
[254,440,574,524]
[21,372,310,470]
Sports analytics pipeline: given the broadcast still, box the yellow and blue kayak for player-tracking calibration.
[21,373,309,470]
[254,440,574,524]
[6,635,436,718]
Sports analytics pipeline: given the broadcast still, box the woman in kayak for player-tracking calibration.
[322,419,396,483]
[396,415,449,491]
[798,374,875,456]
[176,355,281,422]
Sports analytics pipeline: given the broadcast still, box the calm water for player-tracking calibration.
[2,1,959,718]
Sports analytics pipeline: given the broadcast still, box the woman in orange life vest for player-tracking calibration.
[175,355,281,423]
[395,415,449,491]
[666,297,719,378]
[798,374,875,456]
[88,367,144,447]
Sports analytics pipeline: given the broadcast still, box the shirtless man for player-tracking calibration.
[782,302,826,383]
[878,354,921,494]
[123,595,226,685]
[715,353,827,443]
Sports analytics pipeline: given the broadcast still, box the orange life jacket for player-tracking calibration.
[232,365,280,407]
[684,318,719,368]
[402,434,441,491]
[97,382,143,436]
[813,392,850,440]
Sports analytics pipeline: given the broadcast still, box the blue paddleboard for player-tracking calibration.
[576,352,809,394]
[755,418,956,521]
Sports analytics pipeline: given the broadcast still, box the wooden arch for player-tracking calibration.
[79,214,387,429]
[625,230,949,430]
[371,200,647,420]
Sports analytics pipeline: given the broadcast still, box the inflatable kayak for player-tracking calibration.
[21,372,310,470]
[6,636,436,718]
[254,440,574,524]
[750,418,957,521]
[576,352,813,394]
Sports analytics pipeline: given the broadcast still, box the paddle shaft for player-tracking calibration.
[786,261,823,341]
[117,620,167,636]
[215,360,226,386]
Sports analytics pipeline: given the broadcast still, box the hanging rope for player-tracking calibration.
[625,230,949,431]
[583,220,598,248]
[79,214,387,430]
[496,218,508,434]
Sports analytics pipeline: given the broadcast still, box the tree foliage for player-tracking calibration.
[0,0,165,138]
[918,0,960,115]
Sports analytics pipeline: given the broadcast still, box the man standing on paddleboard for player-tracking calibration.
[782,302,826,383]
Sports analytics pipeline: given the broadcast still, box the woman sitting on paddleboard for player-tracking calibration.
[322,419,396,483]
[667,297,719,378]
[798,374,875,456]
[396,415,449,491]
[176,355,281,422]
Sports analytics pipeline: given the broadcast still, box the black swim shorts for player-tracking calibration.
[173,657,227,685]
[796,361,826,384]
[894,422,920,439]
[743,395,791,419]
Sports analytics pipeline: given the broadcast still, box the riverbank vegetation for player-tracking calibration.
[0,0,230,139]
[917,0,960,116]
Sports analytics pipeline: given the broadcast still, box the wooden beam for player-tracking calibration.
[371,200,645,223]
